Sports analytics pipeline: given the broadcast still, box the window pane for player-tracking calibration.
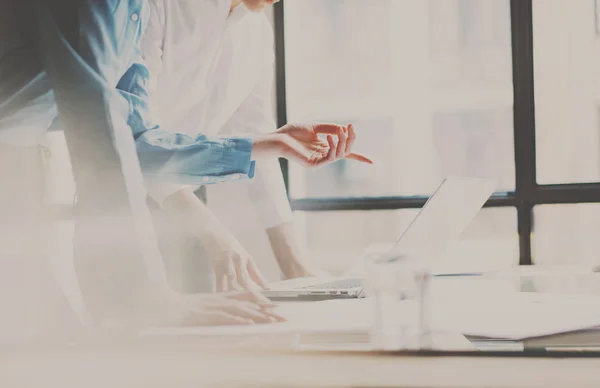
[534,204,600,266]
[284,0,515,198]
[294,208,518,274]
[533,0,600,184]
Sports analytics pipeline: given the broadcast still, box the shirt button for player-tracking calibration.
[131,13,139,22]
[201,177,210,183]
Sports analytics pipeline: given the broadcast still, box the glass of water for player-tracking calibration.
[363,249,433,351]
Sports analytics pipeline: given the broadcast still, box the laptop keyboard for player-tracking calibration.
[301,278,363,290]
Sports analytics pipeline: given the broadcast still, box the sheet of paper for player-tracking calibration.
[431,292,600,340]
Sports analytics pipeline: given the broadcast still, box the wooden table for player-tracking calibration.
[7,267,600,387]
[3,343,600,388]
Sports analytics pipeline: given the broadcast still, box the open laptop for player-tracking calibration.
[262,177,496,301]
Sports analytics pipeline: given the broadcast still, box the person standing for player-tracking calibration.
[141,0,372,294]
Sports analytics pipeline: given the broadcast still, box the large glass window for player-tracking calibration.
[295,208,518,274]
[282,0,520,270]
[533,0,600,185]
[277,0,600,269]
[533,204,600,266]
[284,0,515,198]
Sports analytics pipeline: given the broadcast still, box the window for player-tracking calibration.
[295,208,517,274]
[534,204,600,266]
[533,0,600,185]
[283,0,514,199]
[275,0,600,271]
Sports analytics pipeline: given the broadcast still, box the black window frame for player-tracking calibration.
[274,0,600,266]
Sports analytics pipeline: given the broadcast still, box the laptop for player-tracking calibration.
[262,177,496,301]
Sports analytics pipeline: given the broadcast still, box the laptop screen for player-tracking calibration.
[387,177,496,267]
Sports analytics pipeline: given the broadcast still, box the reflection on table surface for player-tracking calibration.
[459,266,600,352]
[6,266,600,387]
[141,265,600,354]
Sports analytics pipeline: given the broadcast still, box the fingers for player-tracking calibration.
[176,293,286,326]
[232,257,270,306]
[227,290,276,308]
[196,311,253,326]
[220,302,286,324]
[235,300,286,323]
[259,308,287,323]
[315,134,336,167]
[222,258,240,292]
[327,135,336,162]
[280,122,371,168]
[235,277,272,307]
[313,124,348,160]
[226,270,237,292]
[178,296,253,326]
[336,126,348,160]
[280,138,315,168]
[345,123,356,155]
[210,254,271,309]
[234,260,253,290]
[312,123,346,135]
[215,268,227,293]
[345,152,374,164]
[245,286,274,307]
[247,260,269,290]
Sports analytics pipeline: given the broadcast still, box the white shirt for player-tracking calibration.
[142,0,292,229]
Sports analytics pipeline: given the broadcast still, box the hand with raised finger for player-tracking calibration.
[262,122,374,167]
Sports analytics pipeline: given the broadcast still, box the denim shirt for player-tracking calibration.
[0,0,256,184]
[30,0,257,322]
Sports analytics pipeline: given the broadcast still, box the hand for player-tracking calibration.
[277,122,373,167]
[150,289,286,327]
[252,123,373,167]
[161,189,270,300]
[203,230,270,297]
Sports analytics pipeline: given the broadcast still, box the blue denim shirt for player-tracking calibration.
[0,0,255,184]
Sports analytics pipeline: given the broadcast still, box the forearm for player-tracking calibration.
[244,156,310,279]
[266,223,315,279]
[134,131,292,186]
[132,125,258,185]
[162,188,231,250]
[117,47,261,186]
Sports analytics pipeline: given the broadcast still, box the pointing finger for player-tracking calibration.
[345,152,374,164]
[312,124,345,135]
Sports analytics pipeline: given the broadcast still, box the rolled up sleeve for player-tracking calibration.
[116,44,256,188]
[143,137,257,206]
[137,132,256,184]
[116,0,256,196]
